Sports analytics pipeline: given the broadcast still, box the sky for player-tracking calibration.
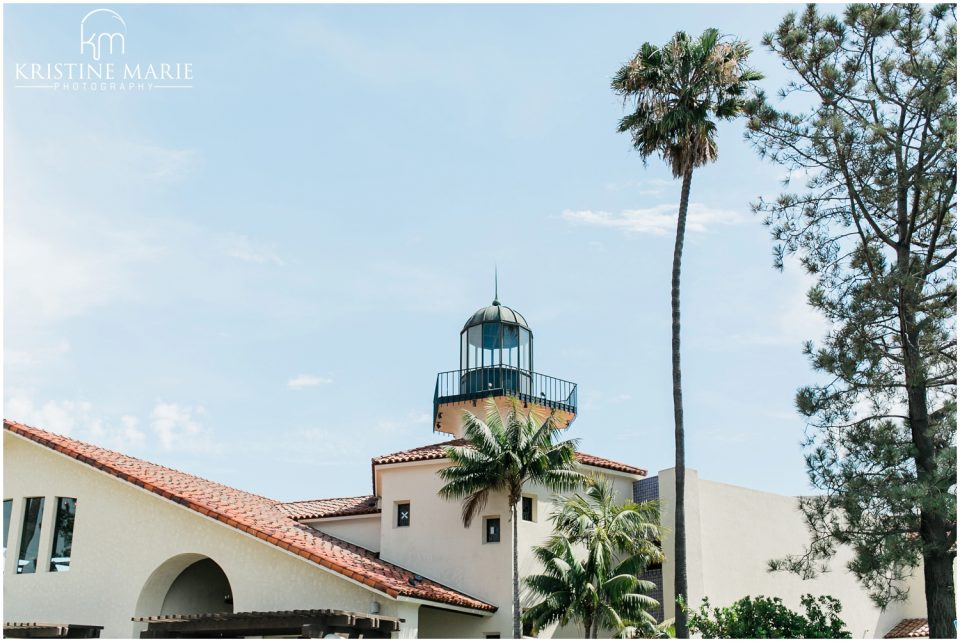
[3,2,831,502]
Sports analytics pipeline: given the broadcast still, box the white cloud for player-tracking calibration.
[87,415,147,450]
[223,234,284,265]
[6,395,219,455]
[562,203,750,235]
[4,396,146,452]
[150,403,217,453]
[287,374,334,390]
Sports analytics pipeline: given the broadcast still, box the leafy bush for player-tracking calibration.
[686,594,851,638]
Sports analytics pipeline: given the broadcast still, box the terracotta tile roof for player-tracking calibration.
[884,619,929,639]
[373,439,647,476]
[278,496,380,520]
[575,452,646,476]
[3,420,495,614]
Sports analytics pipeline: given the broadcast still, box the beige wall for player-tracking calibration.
[2,432,405,638]
[305,515,382,552]
[657,468,927,639]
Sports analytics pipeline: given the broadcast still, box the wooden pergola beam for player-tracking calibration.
[135,609,400,639]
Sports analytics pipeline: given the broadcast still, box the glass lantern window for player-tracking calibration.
[502,326,519,367]
[519,328,531,371]
[467,325,482,370]
[482,324,500,367]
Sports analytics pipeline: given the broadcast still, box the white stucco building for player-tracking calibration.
[2,299,929,638]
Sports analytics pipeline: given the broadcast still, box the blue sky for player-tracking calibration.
[4,3,828,501]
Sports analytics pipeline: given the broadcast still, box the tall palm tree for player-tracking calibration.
[612,30,761,638]
[524,477,662,638]
[438,399,583,638]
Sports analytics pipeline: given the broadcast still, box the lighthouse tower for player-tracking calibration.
[432,296,578,437]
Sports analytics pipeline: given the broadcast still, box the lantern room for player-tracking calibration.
[433,298,577,438]
[459,299,533,395]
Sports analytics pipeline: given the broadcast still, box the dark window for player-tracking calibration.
[3,499,12,558]
[49,498,76,572]
[485,634,501,639]
[522,496,534,522]
[3,498,11,572]
[17,497,44,574]
[397,503,410,527]
[485,517,500,543]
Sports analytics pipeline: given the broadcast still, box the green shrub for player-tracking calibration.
[686,594,851,638]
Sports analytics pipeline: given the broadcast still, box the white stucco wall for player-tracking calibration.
[376,458,641,639]
[3,432,403,638]
[305,514,383,552]
[377,460,510,638]
[657,468,927,639]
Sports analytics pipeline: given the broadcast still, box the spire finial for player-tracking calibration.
[493,266,500,306]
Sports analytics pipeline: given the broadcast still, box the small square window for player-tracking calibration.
[521,496,534,522]
[396,503,410,527]
[485,517,500,543]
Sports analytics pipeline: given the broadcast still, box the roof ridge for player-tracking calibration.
[279,494,377,506]
[371,438,646,476]
[371,439,466,463]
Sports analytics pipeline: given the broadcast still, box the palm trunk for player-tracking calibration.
[583,613,593,640]
[672,167,693,639]
[512,502,521,639]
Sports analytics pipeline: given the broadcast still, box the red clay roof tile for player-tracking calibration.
[3,420,495,614]
[278,496,380,520]
[884,619,929,639]
[372,439,647,477]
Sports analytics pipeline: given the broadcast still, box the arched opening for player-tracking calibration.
[133,554,234,636]
[160,558,233,616]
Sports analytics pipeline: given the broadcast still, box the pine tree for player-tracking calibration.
[745,5,957,638]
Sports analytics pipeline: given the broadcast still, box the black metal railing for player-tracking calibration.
[433,367,577,424]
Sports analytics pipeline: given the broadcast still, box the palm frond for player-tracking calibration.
[613,27,763,177]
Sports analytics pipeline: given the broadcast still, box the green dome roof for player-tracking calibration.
[462,301,530,331]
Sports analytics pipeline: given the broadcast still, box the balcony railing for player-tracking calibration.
[433,367,578,422]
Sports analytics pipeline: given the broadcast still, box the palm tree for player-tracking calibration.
[524,477,662,637]
[523,536,593,636]
[438,399,584,638]
[612,29,761,638]
[525,536,659,638]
